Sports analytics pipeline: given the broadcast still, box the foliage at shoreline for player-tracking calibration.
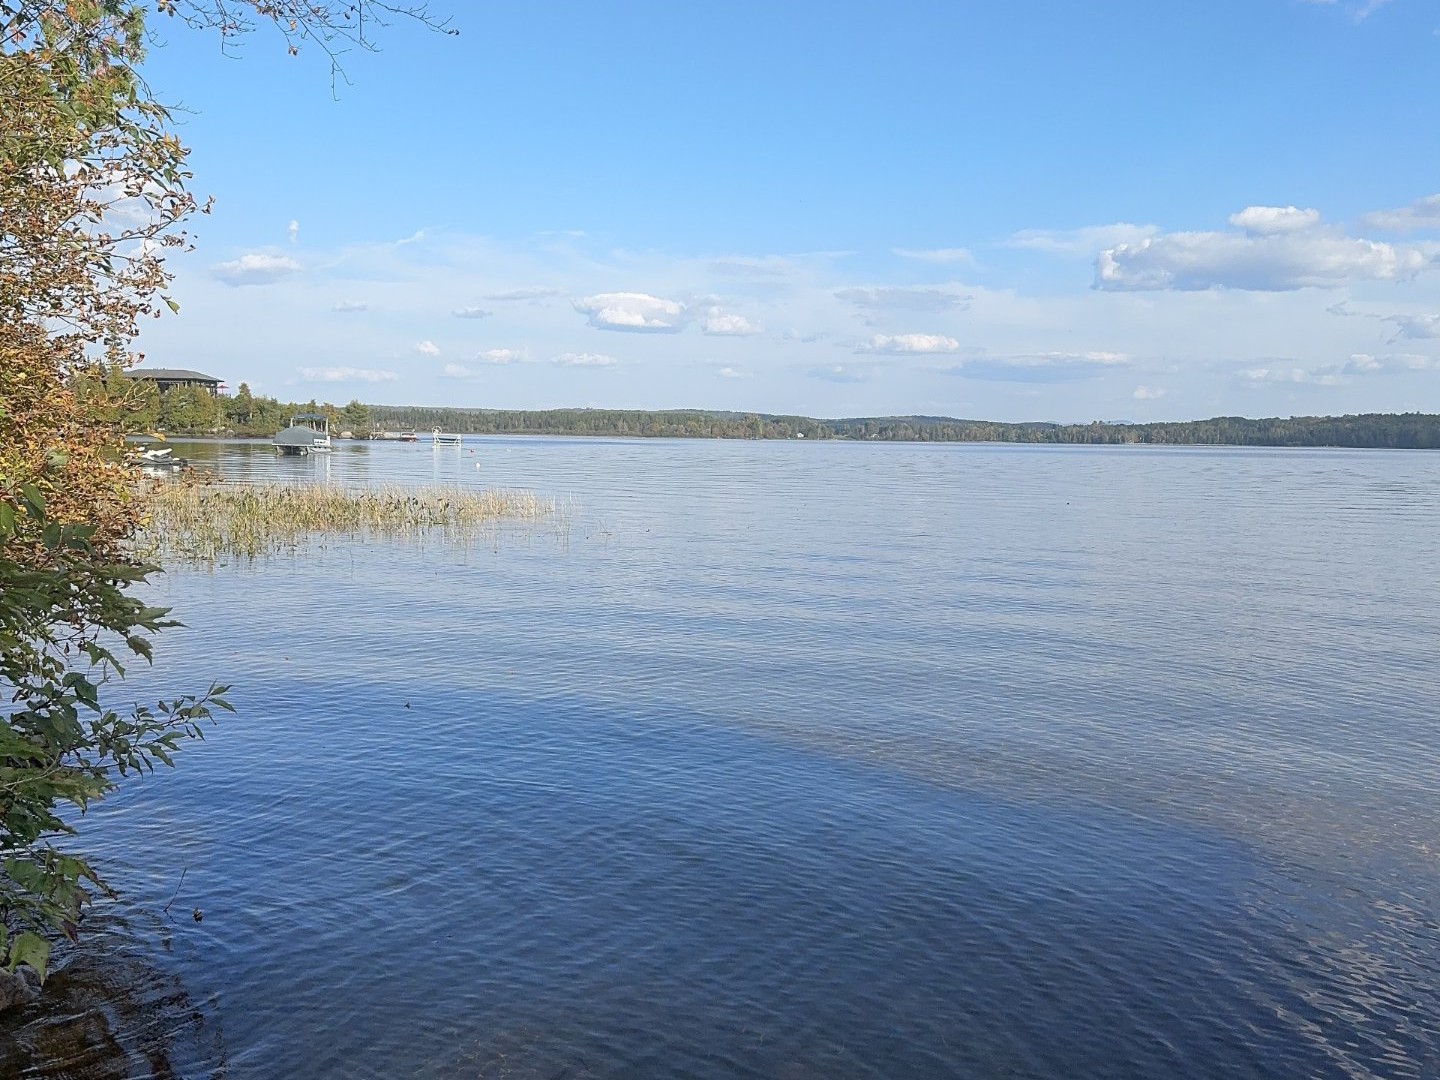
[120,387,1440,451]
[360,406,1440,449]
[0,0,226,984]
[138,482,554,561]
[2,0,442,986]
[75,369,372,439]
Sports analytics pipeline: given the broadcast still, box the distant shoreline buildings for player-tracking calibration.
[123,367,225,396]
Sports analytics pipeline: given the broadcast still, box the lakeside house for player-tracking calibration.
[122,367,225,396]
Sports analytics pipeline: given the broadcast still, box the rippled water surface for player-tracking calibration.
[4,438,1438,1079]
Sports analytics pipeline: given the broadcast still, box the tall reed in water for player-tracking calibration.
[137,482,553,561]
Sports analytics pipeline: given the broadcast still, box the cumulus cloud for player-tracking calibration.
[1095,210,1430,291]
[297,367,396,383]
[287,220,299,244]
[575,292,685,332]
[702,309,764,336]
[715,366,749,379]
[941,351,1131,383]
[553,352,618,367]
[1132,385,1167,400]
[332,300,368,313]
[414,340,440,356]
[1344,352,1440,374]
[836,287,969,313]
[1008,223,1159,256]
[859,333,961,355]
[1361,193,1440,233]
[1237,365,1344,386]
[210,253,301,286]
[807,363,880,383]
[1228,206,1321,235]
[780,328,833,344]
[891,247,974,264]
[475,348,526,365]
[452,307,492,319]
[1382,312,1440,340]
[483,286,567,301]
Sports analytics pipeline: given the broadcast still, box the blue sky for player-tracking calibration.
[132,0,1440,420]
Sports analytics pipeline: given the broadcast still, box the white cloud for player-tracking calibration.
[702,309,764,336]
[298,366,397,383]
[1228,206,1321,235]
[1360,194,1440,233]
[575,292,685,332]
[1344,352,1440,374]
[836,287,969,312]
[715,366,749,379]
[476,348,526,365]
[453,307,492,319]
[553,352,618,367]
[287,220,299,244]
[441,363,474,378]
[705,255,812,279]
[1008,223,1159,256]
[892,247,974,264]
[414,340,441,356]
[1132,385,1167,400]
[332,300,368,313]
[1301,0,1393,20]
[210,253,301,286]
[859,333,961,355]
[807,363,881,383]
[1095,211,1430,291]
[1382,312,1440,340]
[780,328,832,344]
[484,286,567,301]
[941,351,1131,382]
[1237,365,1344,386]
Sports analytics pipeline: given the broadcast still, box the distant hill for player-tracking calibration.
[366,406,1440,449]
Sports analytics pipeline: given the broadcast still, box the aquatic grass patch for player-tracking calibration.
[136,481,554,562]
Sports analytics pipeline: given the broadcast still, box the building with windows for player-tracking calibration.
[122,368,225,395]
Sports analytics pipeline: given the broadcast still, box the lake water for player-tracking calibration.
[2,437,1437,1079]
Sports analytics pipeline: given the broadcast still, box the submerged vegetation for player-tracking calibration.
[138,483,554,562]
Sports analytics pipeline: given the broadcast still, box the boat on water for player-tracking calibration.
[432,427,463,446]
[124,443,191,471]
[274,413,333,456]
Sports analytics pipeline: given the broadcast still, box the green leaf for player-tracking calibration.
[8,932,50,982]
[18,484,45,519]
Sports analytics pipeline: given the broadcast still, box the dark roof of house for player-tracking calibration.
[122,368,221,383]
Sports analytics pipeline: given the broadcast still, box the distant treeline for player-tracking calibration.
[366,406,1440,449]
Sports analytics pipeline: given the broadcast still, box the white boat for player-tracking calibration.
[274,413,333,456]
[125,444,190,470]
[432,427,463,446]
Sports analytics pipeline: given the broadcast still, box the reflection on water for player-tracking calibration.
[3,438,1439,1078]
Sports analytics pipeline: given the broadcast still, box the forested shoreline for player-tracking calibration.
[364,406,1440,449]
[96,373,1440,449]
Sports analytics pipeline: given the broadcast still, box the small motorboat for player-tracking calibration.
[125,444,190,470]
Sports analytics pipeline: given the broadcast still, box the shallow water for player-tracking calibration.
[3,438,1437,1078]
